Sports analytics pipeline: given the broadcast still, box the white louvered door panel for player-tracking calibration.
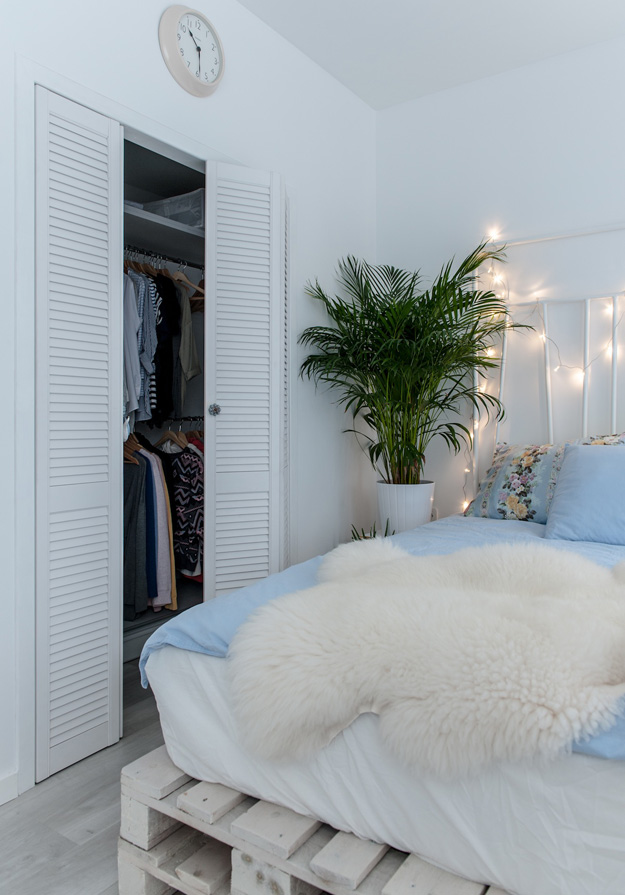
[205,163,283,596]
[35,88,123,780]
[280,196,291,569]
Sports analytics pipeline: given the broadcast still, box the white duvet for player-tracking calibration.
[146,645,625,895]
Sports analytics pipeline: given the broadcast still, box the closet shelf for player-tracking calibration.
[124,204,205,267]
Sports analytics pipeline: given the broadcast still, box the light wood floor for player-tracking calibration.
[0,661,163,895]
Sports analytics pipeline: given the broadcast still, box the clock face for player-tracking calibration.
[159,6,225,96]
[176,11,223,86]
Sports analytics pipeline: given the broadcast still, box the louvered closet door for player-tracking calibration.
[205,163,284,596]
[35,88,123,780]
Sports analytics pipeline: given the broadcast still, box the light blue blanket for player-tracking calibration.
[140,515,625,761]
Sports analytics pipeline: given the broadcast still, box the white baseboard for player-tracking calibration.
[0,771,19,806]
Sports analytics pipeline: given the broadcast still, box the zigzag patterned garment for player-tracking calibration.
[171,445,204,574]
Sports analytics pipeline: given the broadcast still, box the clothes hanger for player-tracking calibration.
[172,263,204,295]
[154,425,188,449]
[176,422,189,448]
[190,276,205,299]
[123,432,140,465]
[138,253,159,276]
[155,256,176,280]
[126,433,142,451]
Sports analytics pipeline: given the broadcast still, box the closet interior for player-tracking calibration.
[122,139,206,662]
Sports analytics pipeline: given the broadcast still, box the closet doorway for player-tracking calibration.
[34,87,288,782]
[122,139,208,661]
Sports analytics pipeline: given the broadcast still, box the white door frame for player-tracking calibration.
[13,56,241,795]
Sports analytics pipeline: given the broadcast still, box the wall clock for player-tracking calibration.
[159,5,225,96]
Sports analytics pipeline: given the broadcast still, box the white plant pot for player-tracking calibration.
[377,481,435,534]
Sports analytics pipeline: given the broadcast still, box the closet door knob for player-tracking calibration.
[208,403,221,416]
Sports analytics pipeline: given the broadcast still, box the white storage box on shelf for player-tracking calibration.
[143,188,205,229]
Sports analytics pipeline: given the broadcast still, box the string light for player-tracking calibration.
[462,500,470,511]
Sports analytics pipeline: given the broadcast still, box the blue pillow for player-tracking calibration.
[464,442,565,524]
[545,444,625,544]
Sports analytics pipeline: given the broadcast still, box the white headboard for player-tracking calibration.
[472,223,625,493]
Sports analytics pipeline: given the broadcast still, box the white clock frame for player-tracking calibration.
[159,5,225,97]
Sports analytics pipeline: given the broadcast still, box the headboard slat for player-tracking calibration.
[582,299,591,439]
[541,302,554,443]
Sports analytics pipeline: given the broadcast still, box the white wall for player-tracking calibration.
[0,0,377,799]
[6,0,624,805]
[376,36,625,518]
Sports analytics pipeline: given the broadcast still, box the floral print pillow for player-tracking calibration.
[464,442,566,524]
[577,432,625,445]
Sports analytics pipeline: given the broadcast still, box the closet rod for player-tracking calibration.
[162,415,204,423]
[124,243,204,271]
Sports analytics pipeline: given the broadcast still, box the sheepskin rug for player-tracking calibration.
[227,538,625,778]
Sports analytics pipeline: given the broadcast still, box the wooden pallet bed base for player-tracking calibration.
[118,746,509,895]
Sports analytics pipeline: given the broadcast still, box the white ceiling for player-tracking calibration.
[236,0,625,109]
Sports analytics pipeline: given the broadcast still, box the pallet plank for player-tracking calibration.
[122,745,192,800]
[430,871,486,895]
[119,825,207,869]
[175,840,232,894]
[118,852,176,895]
[121,792,182,850]
[231,800,322,859]
[119,836,230,895]
[382,853,446,895]
[231,847,320,895]
[309,831,389,889]
[177,781,247,825]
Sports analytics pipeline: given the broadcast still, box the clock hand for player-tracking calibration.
[189,29,199,48]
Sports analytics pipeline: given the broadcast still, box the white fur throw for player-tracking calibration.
[227,539,625,777]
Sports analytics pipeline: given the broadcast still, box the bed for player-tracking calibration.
[141,508,625,895]
[135,241,625,895]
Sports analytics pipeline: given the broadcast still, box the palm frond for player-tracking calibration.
[299,240,531,483]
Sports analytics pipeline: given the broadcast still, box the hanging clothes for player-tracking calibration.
[152,274,181,426]
[122,254,204,620]
[127,269,158,422]
[137,448,173,609]
[171,443,205,578]
[174,283,202,416]
[123,454,148,621]
[123,275,142,422]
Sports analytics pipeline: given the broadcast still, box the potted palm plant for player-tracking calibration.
[299,241,517,532]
